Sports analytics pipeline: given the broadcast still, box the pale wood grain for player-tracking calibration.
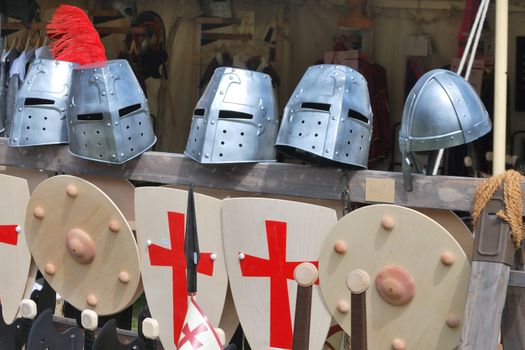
[459,261,510,350]
[319,204,470,350]
[222,198,336,350]
[24,175,141,316]
[135,187,228,350]
[0,137,501,212]
[0,175,32,324]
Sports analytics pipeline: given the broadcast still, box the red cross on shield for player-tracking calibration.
[223,198,336,350]
[135,187,229,350]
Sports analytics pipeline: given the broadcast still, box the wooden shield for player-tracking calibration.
[135,187,228,350]
[79,175,135,223]
[415,208,473,260]
[222,198,336,350]
[25,175,141,315]
[319,204,470,349]
[0,175,32,324]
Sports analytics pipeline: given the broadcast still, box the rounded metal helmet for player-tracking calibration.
[399,69,492,191]
[185,67,279,164]
[9,59,76,147]
[275,64,373,168]
[67,59,156,164]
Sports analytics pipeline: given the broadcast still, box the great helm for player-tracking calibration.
[185,67,279,164]
[67,59,156,164]
[399,69,491,191]
[275,64,373,168]
[9,59,76,147]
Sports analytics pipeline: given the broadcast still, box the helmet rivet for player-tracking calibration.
[61,108,65,112]
[229,76,234,80]
[267,117,271,121]
[258,124,262,128]
[112,154,116,158]
[205,154,210,158]
[468,130,472,134]
[211,120,215,125]
[101,92,106,96]
[332,116,336,120]
[115,122,119,126]
[18,108,22,111]
[325,149,330,153]
[110,91,114,95]
[55,61,59,65]
[220,91,224,95]
[94,76,98,80]
[13,138,18,142]
[335,151,339,155]
[120,153,125,157]
[107,123,111,127]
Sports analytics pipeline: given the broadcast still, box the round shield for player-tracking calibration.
[415,208,473,260]
[25,175,141,315]
[222,198,336,350]
[0,174,32,324]
[135,187,228,350]
[319,204,470,350]
[79,175,135,223]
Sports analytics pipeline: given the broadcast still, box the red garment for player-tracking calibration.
[357,58,391,163]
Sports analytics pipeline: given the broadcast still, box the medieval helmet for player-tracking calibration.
[67,59,156,164]
[184,67,279,164]
[9,59,76,147]
[275,64,373,168]
[399,69,492,191]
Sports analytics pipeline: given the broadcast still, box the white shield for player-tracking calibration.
[318,204,470,349]
[24,175,141,315]
[222,198,336,350]
[135,187,228,350]
[0,174,32,324]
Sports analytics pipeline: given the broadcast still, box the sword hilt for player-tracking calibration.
[81,309,98,350]
[292,263,318,350]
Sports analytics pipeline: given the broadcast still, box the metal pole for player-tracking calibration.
[493,0,508,175]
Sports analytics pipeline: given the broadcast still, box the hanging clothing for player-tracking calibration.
[357,57,392,163]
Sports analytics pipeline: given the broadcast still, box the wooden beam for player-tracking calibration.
[459,261,510,350]
[0,138,521,213]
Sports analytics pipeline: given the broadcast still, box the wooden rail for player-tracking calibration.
[0,137,512,213]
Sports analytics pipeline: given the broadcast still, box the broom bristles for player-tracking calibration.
[47,4,106,65]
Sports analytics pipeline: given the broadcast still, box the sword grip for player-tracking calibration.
[292,284,313,350]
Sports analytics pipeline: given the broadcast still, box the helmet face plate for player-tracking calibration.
[9,59,76,147]
[67,59,156,164]
[185,67,279,164]
[399,69,492,191]
[275,64,373,169]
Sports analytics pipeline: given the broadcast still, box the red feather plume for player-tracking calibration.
[47,4,107,65]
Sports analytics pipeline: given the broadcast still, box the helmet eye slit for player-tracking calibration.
[218,110,253,120]
[194,108,206,116]
[348,110,369,124]
[119,104,142,118]
[24,98,55,106]
[77,113,103,121]
[301,102,331,112]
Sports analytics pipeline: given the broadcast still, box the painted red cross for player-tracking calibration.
[240,220,319,349]
[178,322,208,349]
[148,212,214,346]
[0,225,18,246]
